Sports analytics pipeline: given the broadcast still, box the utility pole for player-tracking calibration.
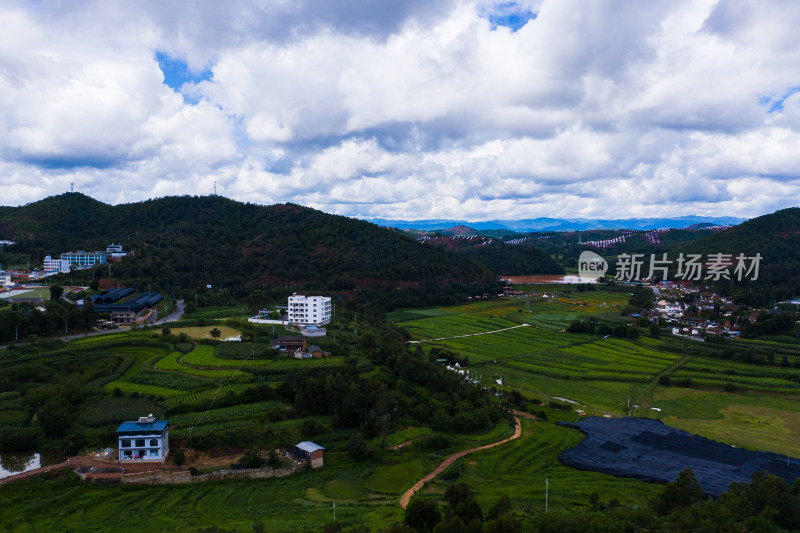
[545,478,549,512]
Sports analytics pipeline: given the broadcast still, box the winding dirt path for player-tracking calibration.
[399,417,522,508]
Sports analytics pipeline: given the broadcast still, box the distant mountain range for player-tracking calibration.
[365,216,745,233]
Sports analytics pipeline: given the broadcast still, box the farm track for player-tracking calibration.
[0,456,183,487]
[641,355,691,408]
[399,417,521,508]
[407,324,531,343]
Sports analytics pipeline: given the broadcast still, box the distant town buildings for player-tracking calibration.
[287,294,332,326]
[0,267,11,288]
[106,243,127,261]
[43,255,71,274]
[61,250,107,267]
[46,243,129,270]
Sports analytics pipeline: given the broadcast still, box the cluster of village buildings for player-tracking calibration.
[0,243,128,285]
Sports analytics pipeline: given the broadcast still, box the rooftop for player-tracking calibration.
[116,419,169,433]
[296,441,324,453]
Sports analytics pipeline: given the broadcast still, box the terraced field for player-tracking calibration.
[391,291,800,457]
[421,418,662,512]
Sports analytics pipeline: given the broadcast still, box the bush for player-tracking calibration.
[238,449,266,469]
[172,450,185,466]
[189,466,200,476]
[0,426,40,452]
[175,342,194,354]
[440,459,463,481]
[349,433,369,461]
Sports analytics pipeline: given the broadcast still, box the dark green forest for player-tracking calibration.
[0,193,503,310]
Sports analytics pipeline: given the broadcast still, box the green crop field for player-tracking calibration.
[393,290,800,457]
[417,418,663,513]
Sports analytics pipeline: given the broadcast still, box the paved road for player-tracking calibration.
[155,299,185,325]
[399,417,522,508]
[0,299,185,350]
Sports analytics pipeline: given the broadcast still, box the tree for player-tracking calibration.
[89,279,99,292]
[405,498,441,532]
[487,494,512,521]
[238,449,265,469]
[161,326,171,337]
[37,401,71,437]
[172,449,186,466]
[267,449,282,468]
[650,324,660,338]
[210,327,221,339]
[49,285,64,301]
[655,467,705,514]
[348,433,369,461]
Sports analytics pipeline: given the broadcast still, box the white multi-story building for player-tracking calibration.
[61,250,106,267]
[287,294,332,326]
[0,269,11,288]
[43,255,71,274]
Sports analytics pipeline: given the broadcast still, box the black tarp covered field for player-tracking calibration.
[558,417,800,496]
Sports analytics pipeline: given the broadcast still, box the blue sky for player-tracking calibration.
[155,52,213,95]
[1,0,800,221]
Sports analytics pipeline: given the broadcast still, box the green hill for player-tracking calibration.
[0,194,498,307]
[672,207,800,304]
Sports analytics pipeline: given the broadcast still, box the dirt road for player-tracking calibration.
[399,417,522,508]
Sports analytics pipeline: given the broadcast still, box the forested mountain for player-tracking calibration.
[671,207,800,304]
[0,194,499,307]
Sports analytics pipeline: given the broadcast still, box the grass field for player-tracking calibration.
[391,290,800,457]
[416,418,662,513]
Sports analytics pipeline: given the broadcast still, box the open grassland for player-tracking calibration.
[652,386,800,456]
[169,326,242,340]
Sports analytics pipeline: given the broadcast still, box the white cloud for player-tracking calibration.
[1,0,800,222]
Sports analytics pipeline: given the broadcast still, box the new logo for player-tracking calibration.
[578,251,608,280]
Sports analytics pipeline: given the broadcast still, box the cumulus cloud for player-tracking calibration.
[1,0,800,221]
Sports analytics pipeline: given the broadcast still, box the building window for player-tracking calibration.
[149,449,159,457]
[121,439,131,447]
[150,439,158,447]
[136,439,145,447]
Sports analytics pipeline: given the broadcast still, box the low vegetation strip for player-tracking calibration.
[399,417,521,508]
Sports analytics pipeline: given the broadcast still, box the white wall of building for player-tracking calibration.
[43,255,71,273]
[287,294,332,326]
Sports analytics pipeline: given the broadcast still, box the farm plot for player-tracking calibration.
[400,313,520,340]
[671,358,800,392]
[155,351,253,380]
[170,401,286,427]
[428,418,662,512]
[166,383,259,406]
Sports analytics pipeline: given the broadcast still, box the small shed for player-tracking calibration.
[271,335,306,353]
[294,441,325,468]
[306,345,330,359]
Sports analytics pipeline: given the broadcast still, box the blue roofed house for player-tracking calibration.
[117,415,169,462]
